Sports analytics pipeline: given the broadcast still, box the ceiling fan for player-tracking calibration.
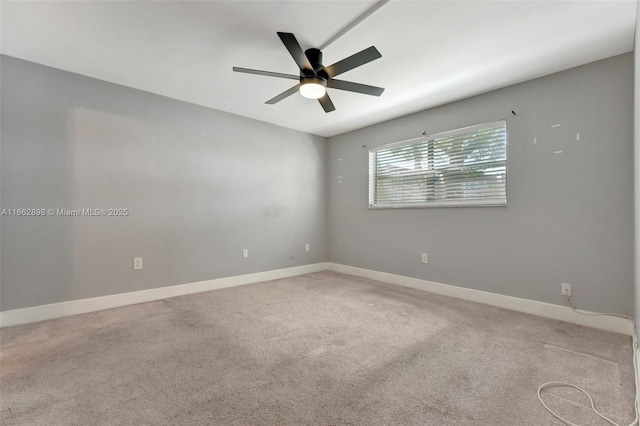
[233,32,384,113]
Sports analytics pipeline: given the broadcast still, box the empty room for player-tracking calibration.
[1,1,639,425]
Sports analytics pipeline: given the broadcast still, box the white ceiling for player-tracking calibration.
[1,1,637,137]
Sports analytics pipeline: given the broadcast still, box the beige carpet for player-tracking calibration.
[0,271,635,425]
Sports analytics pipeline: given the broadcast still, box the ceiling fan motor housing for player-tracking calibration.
[304,48,325,74]
[300,48,328,89]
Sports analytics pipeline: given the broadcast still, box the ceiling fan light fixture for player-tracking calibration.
[299,77,327,99]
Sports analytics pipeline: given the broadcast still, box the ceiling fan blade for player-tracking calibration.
[265,84,300,104]
[324,46,381,78]
[327,79,385,96]
[277,32,314,72]
[233,67,299,80]
[318,93,336,113]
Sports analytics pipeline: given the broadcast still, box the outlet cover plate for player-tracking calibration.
[133,257,143,270]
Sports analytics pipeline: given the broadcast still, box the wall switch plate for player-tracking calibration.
[242,249,248,258]
[421,253,428,264]
[561,282,572,297]
[133,257,143,270]
[305,243,310,253]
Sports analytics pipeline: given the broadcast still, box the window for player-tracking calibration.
[369,121,507,208]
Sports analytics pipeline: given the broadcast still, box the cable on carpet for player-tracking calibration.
[537,296,639,426]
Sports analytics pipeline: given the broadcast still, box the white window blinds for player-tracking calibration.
[369,121,507,208]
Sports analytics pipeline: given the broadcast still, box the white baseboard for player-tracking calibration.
[0,262,330,328]
[1,261,633,336]
[326,263,634,336]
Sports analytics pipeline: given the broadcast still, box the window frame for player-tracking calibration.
[368,120,508,209]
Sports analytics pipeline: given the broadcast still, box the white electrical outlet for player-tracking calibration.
[561,283,572,297]
[305,243,310,253]
[421,253,428,264]
[133,257,143,270]
[242,249,249,258]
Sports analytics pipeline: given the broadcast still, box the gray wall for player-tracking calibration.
[634,4,639,349]
[0,55,328,311]
[1,53,634,316]
[328,53,634,315]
